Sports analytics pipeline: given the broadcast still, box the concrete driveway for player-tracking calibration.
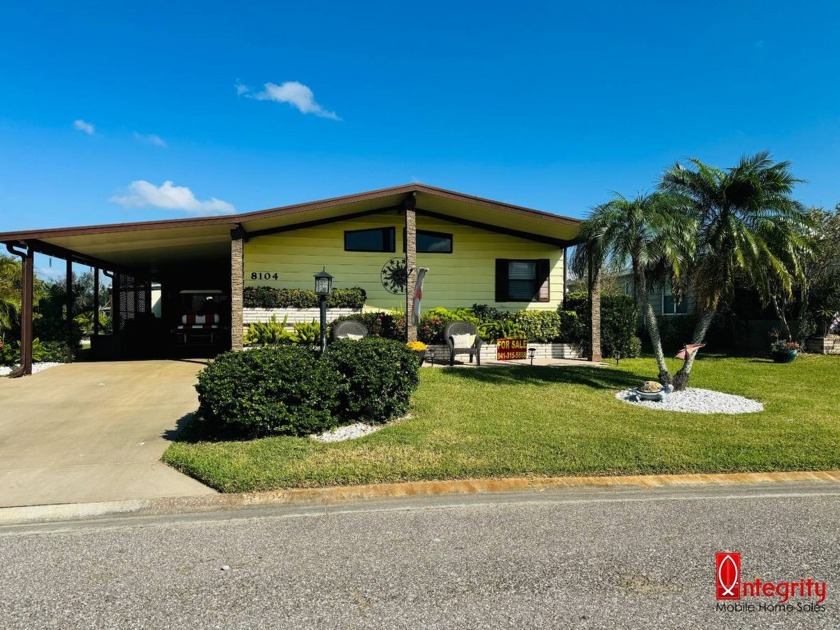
[0,360,215,507]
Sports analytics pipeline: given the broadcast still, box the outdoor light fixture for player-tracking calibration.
[314,268,334,351]
[528,347,536,366]
[314,267,333,296]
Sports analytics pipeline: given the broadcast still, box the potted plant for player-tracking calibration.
[770,339,800,363]
[406,340,427,365]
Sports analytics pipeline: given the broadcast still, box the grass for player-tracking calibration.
[162,354,840,492]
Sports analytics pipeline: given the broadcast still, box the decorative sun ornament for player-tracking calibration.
[381,257,408,294]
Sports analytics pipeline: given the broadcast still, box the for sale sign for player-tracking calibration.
[497,338,527,360]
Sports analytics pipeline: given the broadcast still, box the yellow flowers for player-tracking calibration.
[407,341,427,352]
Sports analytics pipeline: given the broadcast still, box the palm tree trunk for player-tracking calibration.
[644,302,672,385]
[633,262,671,385]
[672,309,715,391]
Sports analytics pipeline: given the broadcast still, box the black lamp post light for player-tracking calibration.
[528,347,536,366]
[314,268,333,351]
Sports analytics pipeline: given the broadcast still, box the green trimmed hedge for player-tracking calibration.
[331,312,407,341]
[562,292,641,359]
[195,338,420,438]
[196,346,342,436]
[324,338,420,424]
[243,286,366,309]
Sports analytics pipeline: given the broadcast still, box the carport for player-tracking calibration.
[3,218,236,374]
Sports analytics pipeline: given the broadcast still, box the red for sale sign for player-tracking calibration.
[497,338,527,360]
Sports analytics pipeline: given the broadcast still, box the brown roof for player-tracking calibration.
[0,183,582,274]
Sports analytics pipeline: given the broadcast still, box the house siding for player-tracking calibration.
[244,211,565,310]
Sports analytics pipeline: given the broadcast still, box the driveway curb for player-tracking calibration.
[2,470,840,526]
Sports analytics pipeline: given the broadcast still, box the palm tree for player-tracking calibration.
[661,151,809,389]
[0,254,21,340]
[573,192,693,384]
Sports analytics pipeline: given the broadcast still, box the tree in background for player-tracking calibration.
[661,151,810,389]
[801,205,840,338]
[0,254,21,342]
[33,270,111,347]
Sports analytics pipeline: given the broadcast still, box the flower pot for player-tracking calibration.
[771,349,798,363]
[414,350,426,366]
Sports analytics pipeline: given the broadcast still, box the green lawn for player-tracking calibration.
[162,354,840,492]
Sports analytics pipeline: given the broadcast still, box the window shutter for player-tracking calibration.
[495,259,508,302]
[536,259,550,302]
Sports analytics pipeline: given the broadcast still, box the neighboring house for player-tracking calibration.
[616,272,695,316]
[0,184,582,360]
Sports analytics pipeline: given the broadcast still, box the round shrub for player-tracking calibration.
[324,338,420,424]
[196,346,343,437]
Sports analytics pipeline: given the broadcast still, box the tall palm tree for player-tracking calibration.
[573,192,693,383]
[661,151,809,389]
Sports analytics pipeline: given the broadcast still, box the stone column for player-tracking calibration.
[588,253,602,363]
[404,195,418,342]
[230,230,245,351]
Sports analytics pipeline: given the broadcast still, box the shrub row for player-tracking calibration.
[0,338,75,366]
[195,338,420,437]
[331,301,639,358]
[563,292,641,359]
[243,286,367,309]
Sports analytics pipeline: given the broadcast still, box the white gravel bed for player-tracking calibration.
[615,387,764,414]
[310,422,383,442]
[0,362,64,377]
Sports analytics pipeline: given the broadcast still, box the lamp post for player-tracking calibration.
[314,268,333,351]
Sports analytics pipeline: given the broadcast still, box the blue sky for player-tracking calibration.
[2,0,839,238]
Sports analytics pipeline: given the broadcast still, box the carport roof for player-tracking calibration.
[0,183,583,276]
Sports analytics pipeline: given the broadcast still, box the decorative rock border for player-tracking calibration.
[615,387,764,414]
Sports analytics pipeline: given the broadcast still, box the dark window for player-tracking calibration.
[663,286,688,314]
[403,229,453,253]
[344,227,395,252]
[495,259,550,302]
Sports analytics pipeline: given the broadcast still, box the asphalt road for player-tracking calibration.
[1,483,839,629]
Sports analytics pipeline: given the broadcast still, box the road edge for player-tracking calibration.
[3,470,840,526]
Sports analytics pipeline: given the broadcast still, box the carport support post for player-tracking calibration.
[5,244,34,377]
[111,272,121,333]
[588,252,602,363]
[65,258,73,340]
[404,194,418,342]
[93,267,100,336]
[230,228,244,351]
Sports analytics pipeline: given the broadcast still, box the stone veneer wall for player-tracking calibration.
[805,335,840,355]
[243,307,362,326]
[424,342,582,361]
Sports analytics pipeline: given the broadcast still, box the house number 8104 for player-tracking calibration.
[251,272,279,280]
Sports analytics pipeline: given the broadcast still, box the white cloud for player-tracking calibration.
[73,119,95,135]
[110,180,236,215]
[239,80,340,120]
[133,132,167,147]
